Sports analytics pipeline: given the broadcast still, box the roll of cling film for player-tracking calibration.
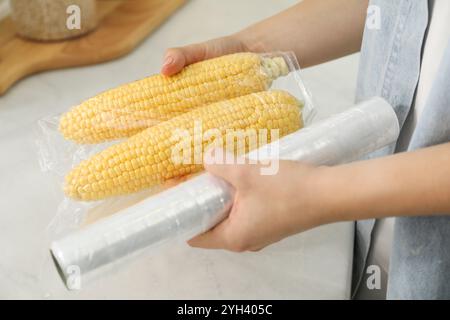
[48,97,399,287]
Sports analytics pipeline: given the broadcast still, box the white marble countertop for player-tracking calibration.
[0,0,359,299]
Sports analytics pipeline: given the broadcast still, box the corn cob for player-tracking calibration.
[59,53,290,144]
[65,90,303,201]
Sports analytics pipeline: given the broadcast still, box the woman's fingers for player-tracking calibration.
[188,150,260,251]
[203,148,259,190]
[161,36,249,76]
[161,44,207,76]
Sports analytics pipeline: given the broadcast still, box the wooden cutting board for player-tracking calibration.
[0,0,185,95]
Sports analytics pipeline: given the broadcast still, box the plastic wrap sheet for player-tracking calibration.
[56,52,314,145]
[36,51,316,286]
[50,97,399,286]
[37,51,312,209]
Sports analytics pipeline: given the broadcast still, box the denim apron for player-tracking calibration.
[353,0,450,299]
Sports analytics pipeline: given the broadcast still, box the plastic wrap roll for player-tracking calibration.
[51,97,399,286]
[247,97,399,165]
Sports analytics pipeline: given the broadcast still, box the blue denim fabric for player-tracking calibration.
[353,0,450,299]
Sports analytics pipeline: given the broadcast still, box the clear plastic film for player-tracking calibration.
[38,52,313,201]
[56,52,315,145]
[47,97,400,287]
[36,51,400,288]
[36,52,316,286]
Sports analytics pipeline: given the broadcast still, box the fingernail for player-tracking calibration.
[162,56,174,67]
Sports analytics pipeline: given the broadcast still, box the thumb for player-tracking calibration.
[187,218,231,250]
[161,43,207,76]
[203,148,256,189]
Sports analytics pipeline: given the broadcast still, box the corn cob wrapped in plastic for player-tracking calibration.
[64,90,303,201]
[59,53,291,144]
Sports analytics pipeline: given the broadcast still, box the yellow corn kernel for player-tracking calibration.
[65,90,303,201]
[59,53,290,144]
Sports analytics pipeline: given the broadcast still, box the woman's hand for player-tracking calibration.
[161,0,368,76]
[188,142,450,252]
[161,35,249,76]
[188,155,331,252]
